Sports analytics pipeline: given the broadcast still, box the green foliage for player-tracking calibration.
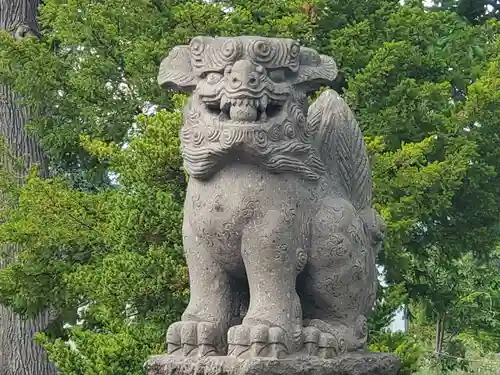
[335,6,500,349]
[414,343,500,375]
[0,0,499,373]
[427,0,500,25]
[368,282,407,340]
[439,340,469,371]
[414,362,500,375]
[0,109,188,373]
[369,332,427,375]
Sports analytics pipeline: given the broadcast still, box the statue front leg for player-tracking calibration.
[166,219,233,357]
[228,209,303,359]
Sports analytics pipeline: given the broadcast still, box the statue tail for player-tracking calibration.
[307,89,372,212]
[307,90,385,244]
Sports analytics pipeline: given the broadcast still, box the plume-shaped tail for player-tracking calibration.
[307,89,372,211]
[307,90,386,246]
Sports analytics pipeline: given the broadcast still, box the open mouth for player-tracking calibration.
[205,94,283,122]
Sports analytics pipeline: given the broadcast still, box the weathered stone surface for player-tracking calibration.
[146,352,401,375]
[156,35,387,360]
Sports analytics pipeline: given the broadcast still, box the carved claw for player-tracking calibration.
[301,324,347,358]
[227,324,290,359]
[166,321,222,357]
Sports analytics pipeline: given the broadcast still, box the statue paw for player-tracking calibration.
[227,324,290,358]
[166,321,223,357]
[302,325,346,358]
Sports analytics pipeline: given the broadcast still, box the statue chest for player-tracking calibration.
[183,165,317,272]
[185,164,315,221]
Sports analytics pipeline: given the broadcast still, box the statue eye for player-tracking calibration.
[269,69,286,83]
[206,72,223,84]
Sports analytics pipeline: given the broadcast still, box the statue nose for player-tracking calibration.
[230,72,260,89]
[226,60,263,89]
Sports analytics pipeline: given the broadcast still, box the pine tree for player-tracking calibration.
[0,1,56,374]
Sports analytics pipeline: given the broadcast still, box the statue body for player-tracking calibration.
[158,36,386,360]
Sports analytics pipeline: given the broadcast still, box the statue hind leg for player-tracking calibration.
[166,219,234,357]
[298,196,378,358]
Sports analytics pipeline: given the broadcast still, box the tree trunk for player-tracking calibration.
[435,312,445,354]
[0,1,56,374]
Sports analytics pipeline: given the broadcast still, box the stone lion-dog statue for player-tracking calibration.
[157,36,386,359]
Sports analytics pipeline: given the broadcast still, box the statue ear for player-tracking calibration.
[158,45,199,93]
[294,50,338,93]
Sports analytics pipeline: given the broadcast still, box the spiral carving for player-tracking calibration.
[192,128,205,146]
[207,127,221,142]
[186,108,200,127]
[254,129,269,148]
[189,37,205,69]
[191,193,201,209]
[190,37,205,55]
[283,120,296,139]
[221,128,245,148]
[221,39,242,62]
[203,39,243,69]
[351,260,364,281]
[338,337,347,354]
[325,275,344,296]
[296,248,308,272]
[180,127,191,143]
[268,123,282,141]
[249,39,275,63]
[238,197,258,223]
[347,222,363,246]
[290,42,300,59]
[289,41,301,71]
[288,103,307,140]
[328,234,349,257]
[355,315,368,339]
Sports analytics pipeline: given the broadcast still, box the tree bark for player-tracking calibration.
[0,1,56,374]
[435,311,445,354]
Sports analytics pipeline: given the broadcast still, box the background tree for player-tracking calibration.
[326,3,500,354]
[427,0,499,24]
[0,0,56,374]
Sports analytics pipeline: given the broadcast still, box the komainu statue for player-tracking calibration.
[158,36,386,360]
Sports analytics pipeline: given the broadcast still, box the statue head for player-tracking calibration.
[159,36,336,121]
[158,36,337,179]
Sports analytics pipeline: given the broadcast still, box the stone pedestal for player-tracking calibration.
[146,352,401,375]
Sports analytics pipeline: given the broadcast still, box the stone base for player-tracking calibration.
[146,352,401,375]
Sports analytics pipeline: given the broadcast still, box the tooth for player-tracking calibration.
[260,95,268,111]
[220,95,228,110]
[260,112,267,122]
